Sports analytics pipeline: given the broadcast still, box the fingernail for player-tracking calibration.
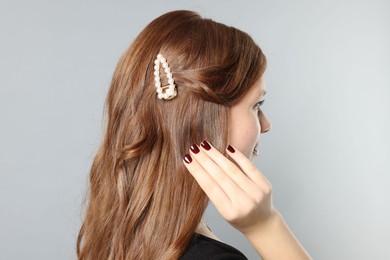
[227,145,235,153]
[184,153,192,164]
[190,144,200,154]
[200,140,211,150]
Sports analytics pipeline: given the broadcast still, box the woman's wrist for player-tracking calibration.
[242,210,312,260]
[241,208,282,239]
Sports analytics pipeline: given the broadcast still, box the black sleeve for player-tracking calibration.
[210,252,249,260]
[180,233,249,260]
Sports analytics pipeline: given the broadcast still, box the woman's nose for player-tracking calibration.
[259,111,272,133]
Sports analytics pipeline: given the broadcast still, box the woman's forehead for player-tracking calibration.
[253,77,267,98]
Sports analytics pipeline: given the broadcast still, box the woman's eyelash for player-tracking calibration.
[254,100,265,109]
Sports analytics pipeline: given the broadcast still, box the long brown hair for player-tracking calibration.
[77,10,267,259]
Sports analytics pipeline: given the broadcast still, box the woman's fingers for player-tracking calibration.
[182,140,275,233]
[183,150,249,221]
[188,143,246,201]
[182,151,231,208]
[195,141,269,196]
[183,141,252,219]
[224,144,273,193]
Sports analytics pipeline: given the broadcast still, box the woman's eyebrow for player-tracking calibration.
[257,90,267,99]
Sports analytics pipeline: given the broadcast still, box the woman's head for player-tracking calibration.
[77,10,268,259]
[109,9,268,161]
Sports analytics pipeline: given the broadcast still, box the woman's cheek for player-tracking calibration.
[237,126,259,158]
[228,112,260,158]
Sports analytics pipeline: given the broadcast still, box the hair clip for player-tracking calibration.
[153,53,177,100]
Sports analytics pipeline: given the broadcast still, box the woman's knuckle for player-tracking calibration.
[264,183,272,195]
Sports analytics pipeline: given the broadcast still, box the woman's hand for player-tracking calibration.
[182,140,278,236]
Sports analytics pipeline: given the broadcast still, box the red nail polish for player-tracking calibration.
[184,153,192,164]
[190,144,200,154]
[227,145,235,153]
[200,140,211,150]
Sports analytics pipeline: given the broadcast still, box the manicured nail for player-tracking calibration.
[227,145,235,153]
[200,140,211,150]
[184,153,192,164]
[190,144,200,154]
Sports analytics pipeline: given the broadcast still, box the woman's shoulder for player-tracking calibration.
[180,233,248,260]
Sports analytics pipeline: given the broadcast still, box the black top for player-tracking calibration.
[180,233,248,260]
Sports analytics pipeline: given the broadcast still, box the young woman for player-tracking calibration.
[77,9,312,260]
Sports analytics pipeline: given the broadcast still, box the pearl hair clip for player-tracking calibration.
[153,53,177,100]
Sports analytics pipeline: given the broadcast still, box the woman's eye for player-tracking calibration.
[254,100,265,110]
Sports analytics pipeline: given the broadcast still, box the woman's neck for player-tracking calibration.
[195,219,222,242]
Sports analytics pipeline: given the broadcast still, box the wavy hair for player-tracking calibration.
[77,9,267,260]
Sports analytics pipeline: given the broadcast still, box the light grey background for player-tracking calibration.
[1,0,389,259]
